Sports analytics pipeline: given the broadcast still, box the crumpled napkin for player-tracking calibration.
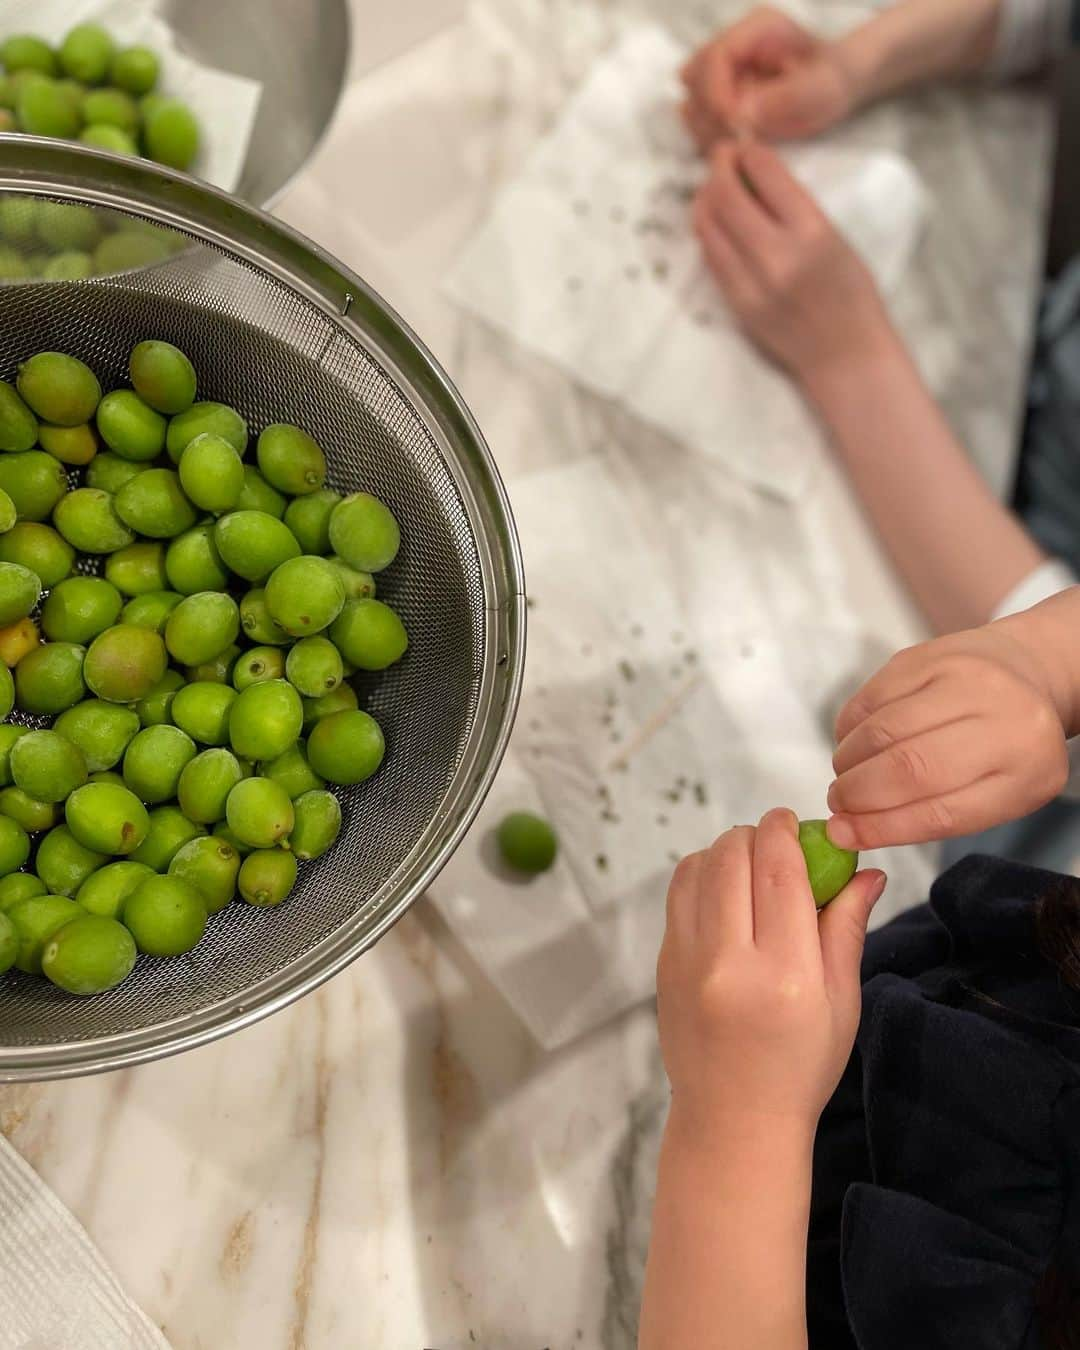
[0,0,262,193]
[0,1131,172,1349]
[445,21,926,501]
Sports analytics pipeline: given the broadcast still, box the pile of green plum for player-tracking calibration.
[0,196,183,283]
[0,25,199,170]
[0,338,407,997]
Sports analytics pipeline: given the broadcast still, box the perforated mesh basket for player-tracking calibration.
[0,137,524,1080]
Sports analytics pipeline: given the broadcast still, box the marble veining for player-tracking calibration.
[0,0,1054,1345]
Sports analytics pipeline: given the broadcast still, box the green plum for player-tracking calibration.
[225,776,294,849]
[17,352,100,427]
[170,681,236,746]
[96,390,166,461]
[306,709,385,785]
[53,488,135,554]
[256,423,327,496]
[288,789,341,861]
[0,561,41,626]
[53,699,139,773]
[164,591,239,666]
[9,727,87,802]
[164,523,229,595]
[123,873,206,956]
[330,598,408,671]
[128,805,205,872]
[496,812,558,874]
[41,577,123,643]
[168,834,239,914]
[798,819,859,909]
[114,468,197,538]
[104,541,169,596]
[284,489,340,554]
[122,724,196,802]
[165,401,247,464]
[238,848,297,907]
[76,859,153,919]
[42,913,137,994]
[265,556,345,636]
[214,511,300,583]
[14,642,86,714]
[0,450,68,521]
[35,825,105,897]
[83,624,167,703]
[328,492,400,573]
[228,679,303,761]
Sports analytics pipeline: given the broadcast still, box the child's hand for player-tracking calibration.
[828,626,1071,851]
[680,8,857,149]
[657,809,886,1134]
[692,141,891,384]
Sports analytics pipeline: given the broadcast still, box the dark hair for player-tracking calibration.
[1033,880,1080,1350]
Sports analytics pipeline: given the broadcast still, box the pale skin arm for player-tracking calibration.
[692,139,1046,633]
[639,813,886,1349]
[641,1114,814,1350]
[799,325,1045,634]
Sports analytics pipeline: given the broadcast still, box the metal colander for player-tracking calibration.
[0,137,525,1081]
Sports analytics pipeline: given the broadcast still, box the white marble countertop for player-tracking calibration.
[0,2,1055,1347]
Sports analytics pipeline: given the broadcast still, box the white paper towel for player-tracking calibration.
[0,1132,171,1349]
[445,22,927,501]
[0,0,262,194]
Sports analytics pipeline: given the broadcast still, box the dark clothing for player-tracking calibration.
[807,856,1080,1348]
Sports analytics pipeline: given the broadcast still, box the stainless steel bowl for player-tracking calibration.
[0,137,524,1080]
[162,0,350,206]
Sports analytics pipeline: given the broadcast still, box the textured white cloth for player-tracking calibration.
[0,0,262,194]
[0,1133,171,1350]
[445,22,926,502]
[990,0,1073,77]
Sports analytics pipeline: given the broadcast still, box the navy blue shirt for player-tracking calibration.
[807,856,1080,1348]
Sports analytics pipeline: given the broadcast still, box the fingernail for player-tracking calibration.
[826,816,855,850]
[866,870,887,905]
[826,780,839,811]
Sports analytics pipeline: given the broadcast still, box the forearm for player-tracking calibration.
[800,324,1045,634]
[836,0,1004,105]
[638,1109,813,1350]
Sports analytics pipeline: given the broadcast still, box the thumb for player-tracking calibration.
[819,869,887,1001]
[740,69,830,140]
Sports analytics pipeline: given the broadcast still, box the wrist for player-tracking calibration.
[996,592,1080,740]
[665,1098,818,1162]
[833,24,891,110]
[795,310,902,410]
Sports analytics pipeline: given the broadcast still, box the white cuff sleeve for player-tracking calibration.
[991,559,1080,800]
[987,0,1072,78]
[990,558,1079,620]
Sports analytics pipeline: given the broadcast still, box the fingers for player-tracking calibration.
[750,807,819,959]
[700,144,780,260]
[698,825,756,948]
[827,776,1015,851]
[665,849,704,949]
[834,650,936,744]
[832,688,974,776]
[828,719,989,816]
[819,869,886,1001]
[736,141,821,227]
[692,193,761,311]
[681,97,725,154]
